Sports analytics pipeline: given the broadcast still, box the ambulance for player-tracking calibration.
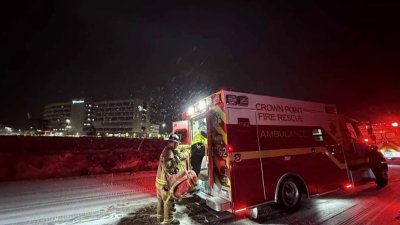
[172,90,388,217]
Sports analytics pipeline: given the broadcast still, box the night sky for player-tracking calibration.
[2,1,400,129]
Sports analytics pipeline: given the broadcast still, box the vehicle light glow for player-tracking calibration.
[345,184,353,189]
[187,106,195,116]
[72,100,85,104]
[392,122,398,127]
[234,207,247,214]
[364,138,369,142]
[198,100,206,110]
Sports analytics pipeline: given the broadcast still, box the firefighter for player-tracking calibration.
[155,134,181,225]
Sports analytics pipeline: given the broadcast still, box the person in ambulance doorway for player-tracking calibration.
[155,134,181,225]
[191,121,207,175]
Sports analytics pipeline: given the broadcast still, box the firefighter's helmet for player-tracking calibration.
[168,134,181,143]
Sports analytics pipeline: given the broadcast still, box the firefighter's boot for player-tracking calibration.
[171,200,176,212]
[163,219,180,225]
[156,205,163,221]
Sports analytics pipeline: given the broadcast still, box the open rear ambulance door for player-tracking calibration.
[197,106,232,211]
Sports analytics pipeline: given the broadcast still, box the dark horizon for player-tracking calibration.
[2,1,400,129]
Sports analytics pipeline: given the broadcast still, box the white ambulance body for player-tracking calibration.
[173,90,388,216]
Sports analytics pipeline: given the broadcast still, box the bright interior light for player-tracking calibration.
[206,97,211,106]
[187,106,195,115]
[198,100,206,110]
[364,138,369,142]
[392,122,398,127]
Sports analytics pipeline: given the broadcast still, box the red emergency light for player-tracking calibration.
[392,122,398,127]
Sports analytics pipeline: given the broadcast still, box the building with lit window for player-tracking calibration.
[70,99,94,135]
[148,124,160,138]
[92,99,150,136]
[42,102,72,132]
[42,98,157,137]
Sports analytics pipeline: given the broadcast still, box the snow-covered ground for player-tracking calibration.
[0,171,158,225]
[1,164,400,225]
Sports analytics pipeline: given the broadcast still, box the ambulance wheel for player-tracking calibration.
[374,166,388,188]
[278,178,302,213]
[370,152,388,189]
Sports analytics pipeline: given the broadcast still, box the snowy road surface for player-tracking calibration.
[0,171,158,225]
[1,163,400,225]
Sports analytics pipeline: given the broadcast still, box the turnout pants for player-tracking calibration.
[156,183,174,223]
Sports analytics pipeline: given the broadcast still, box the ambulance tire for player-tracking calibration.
[370,152,388,189]
[277,177,302,213]
[374,165,388,188]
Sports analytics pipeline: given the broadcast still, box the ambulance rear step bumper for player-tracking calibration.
[196,192,231,212]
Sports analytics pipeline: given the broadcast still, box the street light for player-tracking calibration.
[65,119,71,136]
